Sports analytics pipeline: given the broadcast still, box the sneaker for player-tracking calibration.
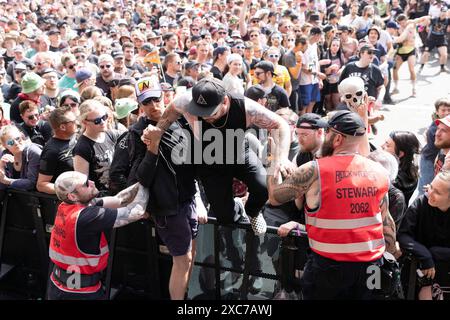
[249,213,267,235]
[391,88,399,95]
[233,197,250,224]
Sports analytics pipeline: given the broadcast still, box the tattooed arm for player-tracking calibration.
[155,92,191,132]
[113,184,149,228]
[380,193,399,256]
[267,161,318,206]
[98,183,141,209]
[245,97,291,163]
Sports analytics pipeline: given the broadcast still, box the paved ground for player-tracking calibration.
[372,53,450,148]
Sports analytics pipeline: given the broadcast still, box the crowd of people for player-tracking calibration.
[0,0,449,301]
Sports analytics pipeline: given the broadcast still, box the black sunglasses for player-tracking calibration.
[85,114,108,125]
[142,96,163,105]
[100,64,112,69]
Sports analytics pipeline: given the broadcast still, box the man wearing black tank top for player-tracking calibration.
[142,78,292,235]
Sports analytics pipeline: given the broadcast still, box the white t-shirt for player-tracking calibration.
[300,43,319,86]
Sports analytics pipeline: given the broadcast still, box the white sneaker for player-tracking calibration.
[249,213,267,235]
[233,197,250,224]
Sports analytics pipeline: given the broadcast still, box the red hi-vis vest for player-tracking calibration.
[305,155,389,262]
[49,202,109,293]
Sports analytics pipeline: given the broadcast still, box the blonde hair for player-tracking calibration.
[116,85,136,99]
[78,99,106,121]
[0,124,22,144]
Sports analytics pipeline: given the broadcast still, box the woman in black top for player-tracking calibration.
[382,130,420,204]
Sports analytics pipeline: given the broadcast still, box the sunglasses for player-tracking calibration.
[28,113,39,120]
[250,34,259,38]
[100,64,112,69]
[191,28,199,31]
[268,54,280,58]
[75,55,86,60]
[142,96,163,105]
[67,64,76,70]
[254,71,265,76]
[85,114,108,125]
[62,102,78,108]
[235,45,245,49]
[6,136,22,147]
[218,31,227,35]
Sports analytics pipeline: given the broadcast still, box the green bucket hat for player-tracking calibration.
[21,72,46,94]
[114,98,138,119]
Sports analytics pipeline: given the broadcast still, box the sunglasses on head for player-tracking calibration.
[6,136,22,147]
[85,113,108,125]
[142,95,163,105]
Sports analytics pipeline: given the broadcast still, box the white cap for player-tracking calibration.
[55,171,87,202]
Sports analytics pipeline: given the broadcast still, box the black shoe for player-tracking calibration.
[383,97,395,105]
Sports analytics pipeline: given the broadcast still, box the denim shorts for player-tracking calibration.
[153,198,198,257]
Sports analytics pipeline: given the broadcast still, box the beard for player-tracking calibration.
[320,136,335,157]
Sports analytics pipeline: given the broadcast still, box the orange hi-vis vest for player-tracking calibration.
[305,155,389,262]
[49,202,109,293]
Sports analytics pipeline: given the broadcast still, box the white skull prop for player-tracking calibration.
[338,77,367,111]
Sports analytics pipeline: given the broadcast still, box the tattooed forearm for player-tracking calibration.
[115,183,140,206]
[113,205,146,228]
[156,104,182,132]
[268,162,317,205]
[381,194,397,254]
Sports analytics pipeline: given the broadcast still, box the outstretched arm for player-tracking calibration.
[245,98,291,163]
[267,161,318,206]
[155,92,191,132]
[113,184,149,228]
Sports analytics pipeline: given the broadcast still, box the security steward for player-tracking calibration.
[268,110,399,299]
[48,171,148,300]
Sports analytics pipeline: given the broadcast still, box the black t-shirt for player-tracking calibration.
[339,62,384,99]
[163,73,176,86]
[210,66,224,80]
[18,121,53,147]
[73,132,119,192]
[430,18,449,37]
[398,194,450,269]
[295,151,314,167]
[76,203,117,255]
[265,84,291,112]
[39,136,77,182]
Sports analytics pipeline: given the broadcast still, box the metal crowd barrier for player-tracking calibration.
[2,189,448,300]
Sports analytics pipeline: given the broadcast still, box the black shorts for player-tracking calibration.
[425,35,448,52]
[397,48,416,62]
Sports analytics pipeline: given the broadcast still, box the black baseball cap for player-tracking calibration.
[186,78,226,117]
[326,110,366,136]
[245,85,267,101]
[254,61,277,76]
[297,113,327,129]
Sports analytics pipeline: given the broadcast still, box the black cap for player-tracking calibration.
[48,28,60,36]
[140,43,154,52]
[359,44,379,54]
[111,50,125,59]
[57,20,68,29]
[310,26,322,35]
[326,110,366,136]
[338,24,351,32]
[184,60,200,70]
[254,60,277,76]
[245,85,267,101]
[186,78,226,117]
[296,113,327,129]
[177,76,196,89]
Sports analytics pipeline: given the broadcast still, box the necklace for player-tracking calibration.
[209,109,230,129]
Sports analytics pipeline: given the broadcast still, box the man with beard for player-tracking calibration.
[267,110,399,300]
[433,114,450,175]
[48,171,148,300]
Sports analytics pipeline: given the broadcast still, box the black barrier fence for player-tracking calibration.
[0,189,448,300]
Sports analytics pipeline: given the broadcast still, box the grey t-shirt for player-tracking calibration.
[282,51,300,90]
